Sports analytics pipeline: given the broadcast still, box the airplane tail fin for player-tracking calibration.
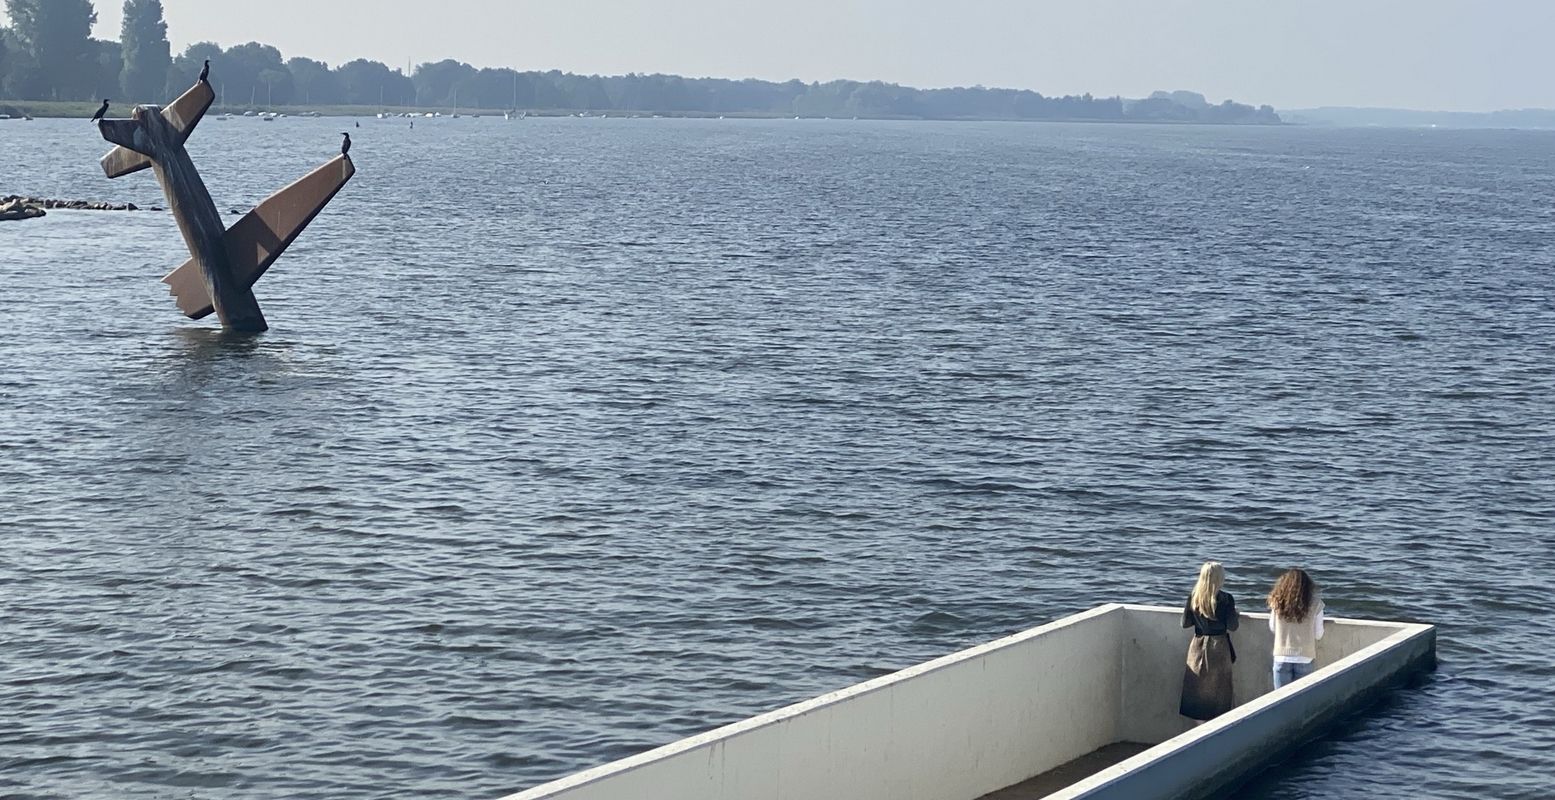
[162,155,356,318]
[100,81,215,179]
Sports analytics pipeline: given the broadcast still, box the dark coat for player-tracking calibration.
[1180,590,1239,720]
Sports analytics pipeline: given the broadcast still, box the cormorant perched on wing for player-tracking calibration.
[198,59,210,83]
[90,99,110,123]
[339,132,352,156]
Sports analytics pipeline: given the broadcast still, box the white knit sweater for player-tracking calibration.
[1268,602,1325,663]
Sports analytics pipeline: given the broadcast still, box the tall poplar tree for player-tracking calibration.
[118,0,169,101]
[3,0,97,99]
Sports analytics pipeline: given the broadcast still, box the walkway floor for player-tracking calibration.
[976,742,1153,800]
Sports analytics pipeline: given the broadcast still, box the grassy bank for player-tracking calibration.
[1,100,108,118]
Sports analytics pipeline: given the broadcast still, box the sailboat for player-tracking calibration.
[504,72,523,120]
[451,87,460,119]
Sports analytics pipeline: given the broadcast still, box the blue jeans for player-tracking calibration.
[1273,660,1314,689]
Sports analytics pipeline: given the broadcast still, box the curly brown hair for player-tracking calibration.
[1267,568,1318,622]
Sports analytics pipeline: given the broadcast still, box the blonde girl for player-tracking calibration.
[1180,560,1240,720]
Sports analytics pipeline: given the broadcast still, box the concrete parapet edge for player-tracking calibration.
[499,603,1129,800]
[1055,611,1435,800]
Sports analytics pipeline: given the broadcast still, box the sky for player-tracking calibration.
[17,0,1555,112]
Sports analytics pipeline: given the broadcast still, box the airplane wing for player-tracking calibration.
[162,155,356,319]
[100,81,215,179]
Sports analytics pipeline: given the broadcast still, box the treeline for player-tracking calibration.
[0,0,1281,124]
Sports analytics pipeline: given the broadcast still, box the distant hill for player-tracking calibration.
[1117,89,1278,124]
[1282,106,1555,129]
[1148,90,1212,110]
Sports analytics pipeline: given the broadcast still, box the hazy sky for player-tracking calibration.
[22,0,1555,111]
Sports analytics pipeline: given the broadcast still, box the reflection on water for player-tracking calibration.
[2,118,1554,800]
[164,325,274,367]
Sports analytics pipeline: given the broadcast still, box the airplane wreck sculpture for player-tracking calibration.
[97,80,355,333]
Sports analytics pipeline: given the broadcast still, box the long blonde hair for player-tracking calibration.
[1191,561,1225,618]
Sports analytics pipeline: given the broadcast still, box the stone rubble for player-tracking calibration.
[1,194,140,212]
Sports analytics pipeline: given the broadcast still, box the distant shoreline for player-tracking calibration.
[15,100,1555,129]
[1281,105,1555,130]
[13,101,1553,129]
[0,100,1285,125]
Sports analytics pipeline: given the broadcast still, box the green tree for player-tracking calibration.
[286,56,340,105]
[168,40,221,98]
[0,27,39,99]
[89,37,120,98]
[119,0,169,102]
[169,41,292,107]
[225,41,289,106]
[411,59,476,107]
[3,0,97,99]
[336,58,411,106]
[257,68,286,105]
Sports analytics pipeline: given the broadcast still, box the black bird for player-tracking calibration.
[339,132,351,156]
[90,99,110,123]
[198,59,210,83]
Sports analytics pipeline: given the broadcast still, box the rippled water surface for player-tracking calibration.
[2,116,1553,799]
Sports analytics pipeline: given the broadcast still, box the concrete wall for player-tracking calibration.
[1062,608,1435,800]
[1117,605,1405,744]
[500,605,1128,800]
[497,605,1434,800]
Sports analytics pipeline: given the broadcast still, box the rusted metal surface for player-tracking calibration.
[162,155,356,319]
[103,104,266,331]
[100,81,214,179]
[96,80,354,333]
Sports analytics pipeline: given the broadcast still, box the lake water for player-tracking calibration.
[2,115,1553,800]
